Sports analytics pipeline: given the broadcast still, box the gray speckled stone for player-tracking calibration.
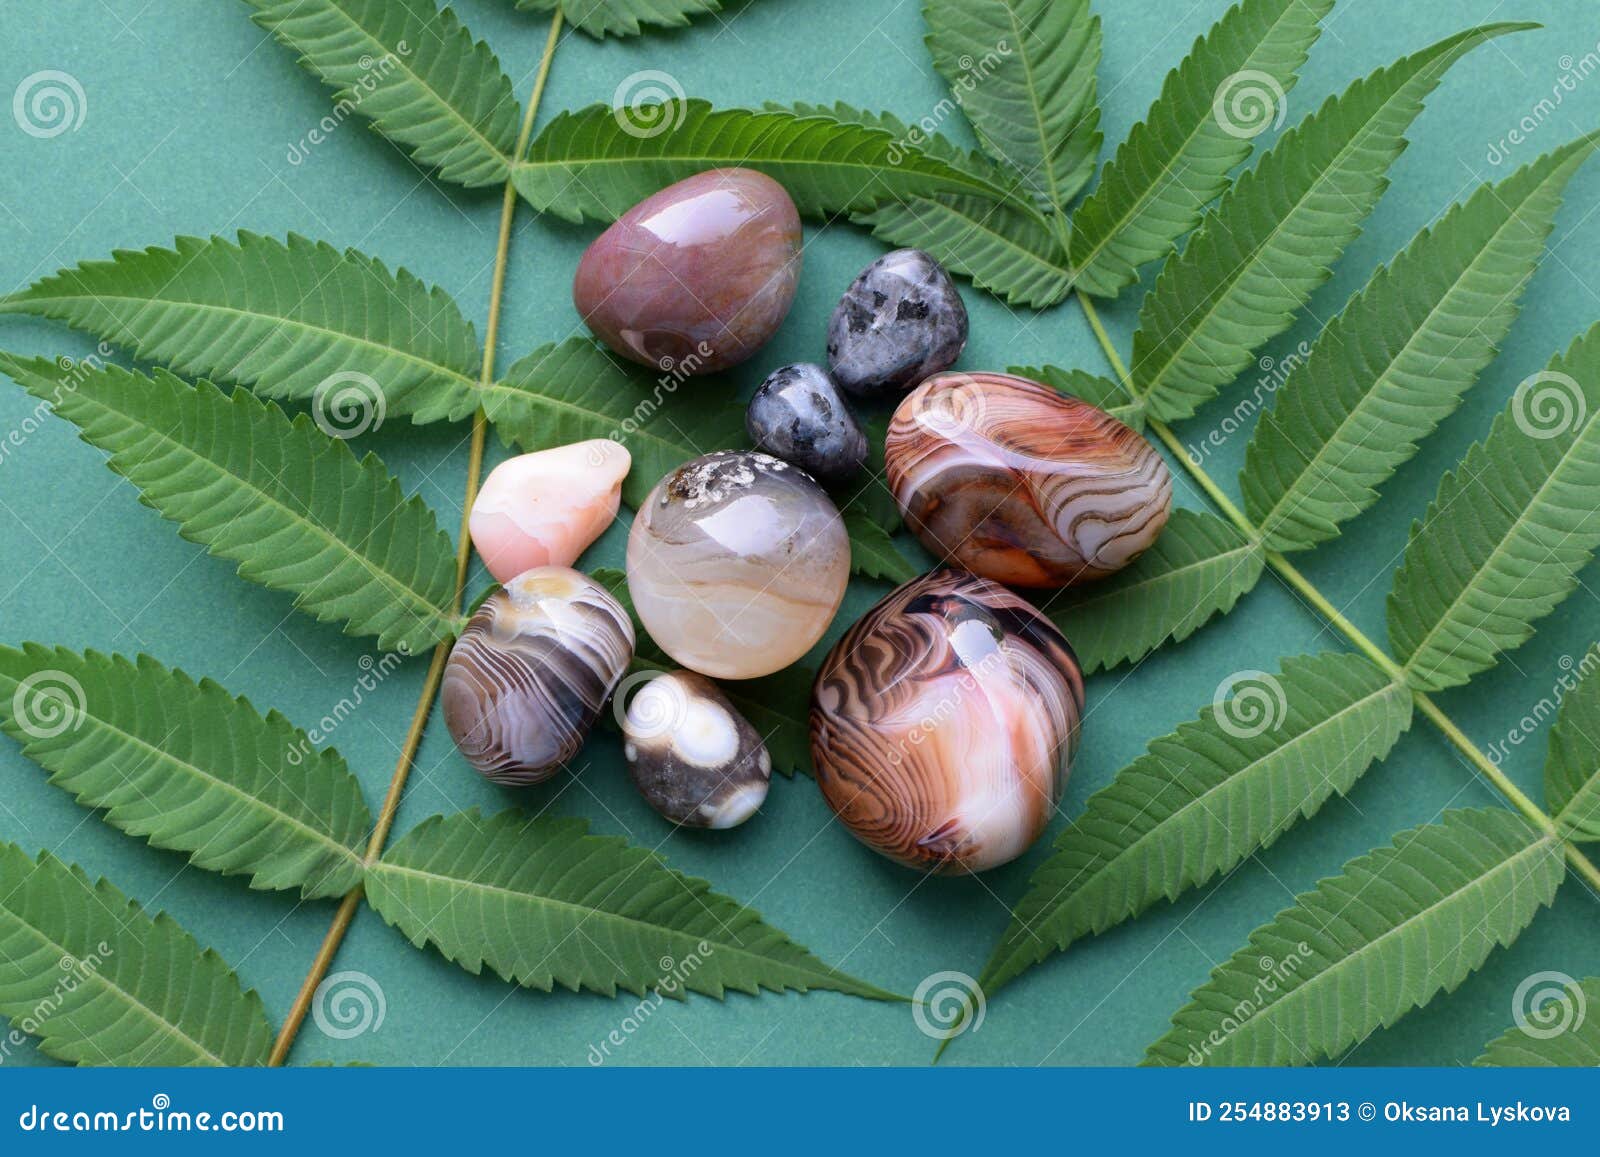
[826,248,968,399]
[745,363,869,486]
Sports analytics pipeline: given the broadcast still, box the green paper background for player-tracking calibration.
[2,0,1599,1068]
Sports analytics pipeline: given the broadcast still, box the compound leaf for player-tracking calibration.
[515,0,724,38]
[1132,23,1528,422]
[1388,321,1600,691]
[981,653,1410,999]
[366,810,896,1000]
[1544,664,1600,843]
[246,0,522,187]
[1044,509,1266,672]
[1070,0,1332,297]
[513,101,1022,223]
[0,233,481,423]
[0,355,462,653]
[1243,135,1600,551]
[924,0,1101,210]
[0,646,370,899]
[1146,808,1563,1066]
[0,844,273,1066]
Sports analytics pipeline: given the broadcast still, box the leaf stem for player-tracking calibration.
[267,11,565,1067]
[1071,290,1600,893]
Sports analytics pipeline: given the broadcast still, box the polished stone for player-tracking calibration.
[810,569,1083,874]
[826,248,967,398]
[573,168,802,374]
[626,450,849,679]
[745,362,868,486]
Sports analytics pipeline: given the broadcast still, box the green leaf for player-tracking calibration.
[924,0,1101,210]
[245,0,522,188]
[1146,808,1563,1066]
[515,0,723,38]
[366,810,896,1000]
[1544,663,1600,843]
[0,355,462,653]
[513,101,1022,224]
[1069,0,1332,297]
[778,101,1027,191]
[1015,363,1144,430]
[843,508,920,584]
[483,340,747,509]
[1475,977,1600,1065]
[981,653,1410,998]
[1044,508,1265,672]
[0,646,370,899]
[856,195,1071,308]
[0,233,482,423]
[1131,23,1528,422]
[1388,322,1600,692]
[0,844,273,1066]
[1244,135,1600,552]
[593,567,814,776]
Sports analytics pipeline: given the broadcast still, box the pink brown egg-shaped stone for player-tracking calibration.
[810,569,1083,874]
[469,439,630,582]
[573,168,802,374]
[886,372,1172,587]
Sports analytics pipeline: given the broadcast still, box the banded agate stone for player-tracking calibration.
[573,168,802,374]
[810,569,1083,874]
[442,567,634,784]
[886,371,1172,587]
[626,450,849,679]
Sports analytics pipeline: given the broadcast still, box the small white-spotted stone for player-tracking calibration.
[621,670,771,829]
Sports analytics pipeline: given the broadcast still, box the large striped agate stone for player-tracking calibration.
[886,371,1172,587]
[811,569,1083,874]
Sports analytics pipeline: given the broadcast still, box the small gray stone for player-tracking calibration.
[826,248,968,399]
[745,362,869,486]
